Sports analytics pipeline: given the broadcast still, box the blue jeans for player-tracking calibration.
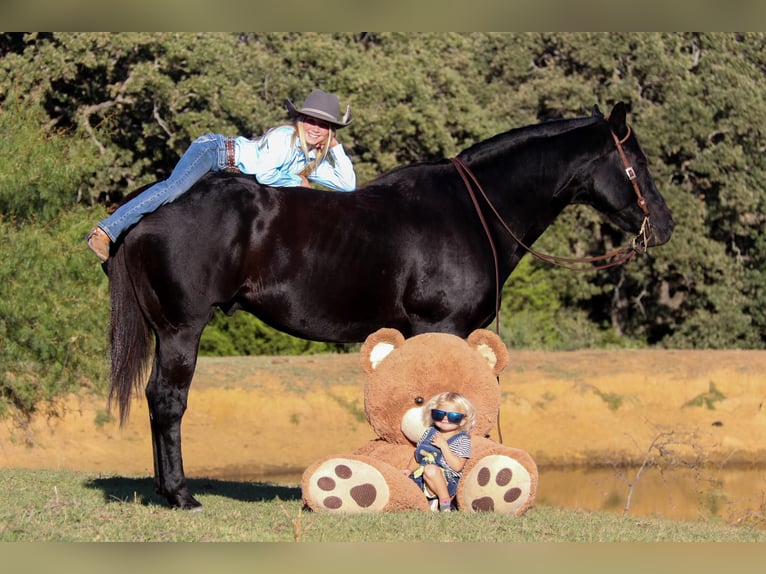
[98,133,230,241]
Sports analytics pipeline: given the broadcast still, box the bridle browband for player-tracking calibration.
[449,121,655,334]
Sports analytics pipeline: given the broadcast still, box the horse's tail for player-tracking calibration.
[107,246,152,426]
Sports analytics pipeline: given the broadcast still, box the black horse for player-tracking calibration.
[105,102,673,509]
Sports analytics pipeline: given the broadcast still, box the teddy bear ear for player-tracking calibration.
[361,328,406,373]
[466,329,509,375]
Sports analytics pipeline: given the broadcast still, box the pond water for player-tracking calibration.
[536,465,766,523]
[202,464,766,523]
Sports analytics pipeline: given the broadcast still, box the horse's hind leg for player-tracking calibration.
[145,331,202,509]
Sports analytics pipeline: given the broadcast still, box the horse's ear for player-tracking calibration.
[591,105,603,118]
[466,329,509,376]
[608,102,628,139]
[361,328,406,373]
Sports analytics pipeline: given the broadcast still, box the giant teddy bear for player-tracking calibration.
[301,328,538,514]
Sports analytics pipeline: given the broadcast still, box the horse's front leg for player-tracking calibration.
[145,343,201,510]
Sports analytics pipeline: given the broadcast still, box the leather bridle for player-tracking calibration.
[451,125,653,269]
[450,122,655,334]
[451,122,654,443]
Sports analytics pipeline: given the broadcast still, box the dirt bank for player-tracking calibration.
[2,350,766,481]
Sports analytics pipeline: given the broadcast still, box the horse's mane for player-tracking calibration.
[359,112,604,189]
[460,113,603,160]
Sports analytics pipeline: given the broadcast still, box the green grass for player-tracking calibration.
[1,468,764,542]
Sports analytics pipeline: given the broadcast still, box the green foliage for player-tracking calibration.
[643,33,766,350]
[93,409,114,427]
[0,208,110,419]
[2,32,766,420]
[0,91,96,221]
[594,389,624,411]
[199,310,350,356]
[684,382,726,410]
[500,257,567,348]
[500,249,640,350]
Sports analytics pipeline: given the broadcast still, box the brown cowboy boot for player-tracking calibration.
[87,227,111,262]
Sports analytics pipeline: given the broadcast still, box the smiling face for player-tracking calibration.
[299,116,333,148]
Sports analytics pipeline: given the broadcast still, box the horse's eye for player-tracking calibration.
[415,396,424,405]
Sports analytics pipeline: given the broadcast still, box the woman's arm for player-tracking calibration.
[309,142,357,191]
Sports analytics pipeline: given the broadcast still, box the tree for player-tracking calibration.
[1,31,764,360]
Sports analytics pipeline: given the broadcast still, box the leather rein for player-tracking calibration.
[449,124,654,335]
[453,125,653,445]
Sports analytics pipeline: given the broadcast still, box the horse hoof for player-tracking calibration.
[460,454,534,515]
[166,492,203,510]
[180,498,202,510]
[305,458,390,513]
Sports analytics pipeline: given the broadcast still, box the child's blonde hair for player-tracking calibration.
[423,391,477,434]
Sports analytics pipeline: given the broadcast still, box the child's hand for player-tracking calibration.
[430,434,448,450]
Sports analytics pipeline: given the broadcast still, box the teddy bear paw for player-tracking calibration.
[461,454,534,514]
[305,458,391,512]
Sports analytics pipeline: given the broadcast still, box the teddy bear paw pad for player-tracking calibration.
[462,455,533,514]
[306,458,390,512]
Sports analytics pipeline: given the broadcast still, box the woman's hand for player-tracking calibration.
[314,136,338,152]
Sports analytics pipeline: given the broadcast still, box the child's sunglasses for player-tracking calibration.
[431,409,465,424]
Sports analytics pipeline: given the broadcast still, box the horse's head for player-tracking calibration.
[579,102,674,249]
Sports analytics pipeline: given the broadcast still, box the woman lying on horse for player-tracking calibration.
[87,88,355,262]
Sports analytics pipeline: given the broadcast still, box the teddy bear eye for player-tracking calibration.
[414,396,424,405]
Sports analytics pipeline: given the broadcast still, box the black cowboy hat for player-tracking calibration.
[285,88,352,129]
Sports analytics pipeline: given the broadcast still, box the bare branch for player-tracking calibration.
[76,69,136,155]
[152,99,174,139]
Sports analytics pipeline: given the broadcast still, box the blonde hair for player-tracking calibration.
[423,392,477,434]
[257,120,336,179]
[295,118,335,177]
